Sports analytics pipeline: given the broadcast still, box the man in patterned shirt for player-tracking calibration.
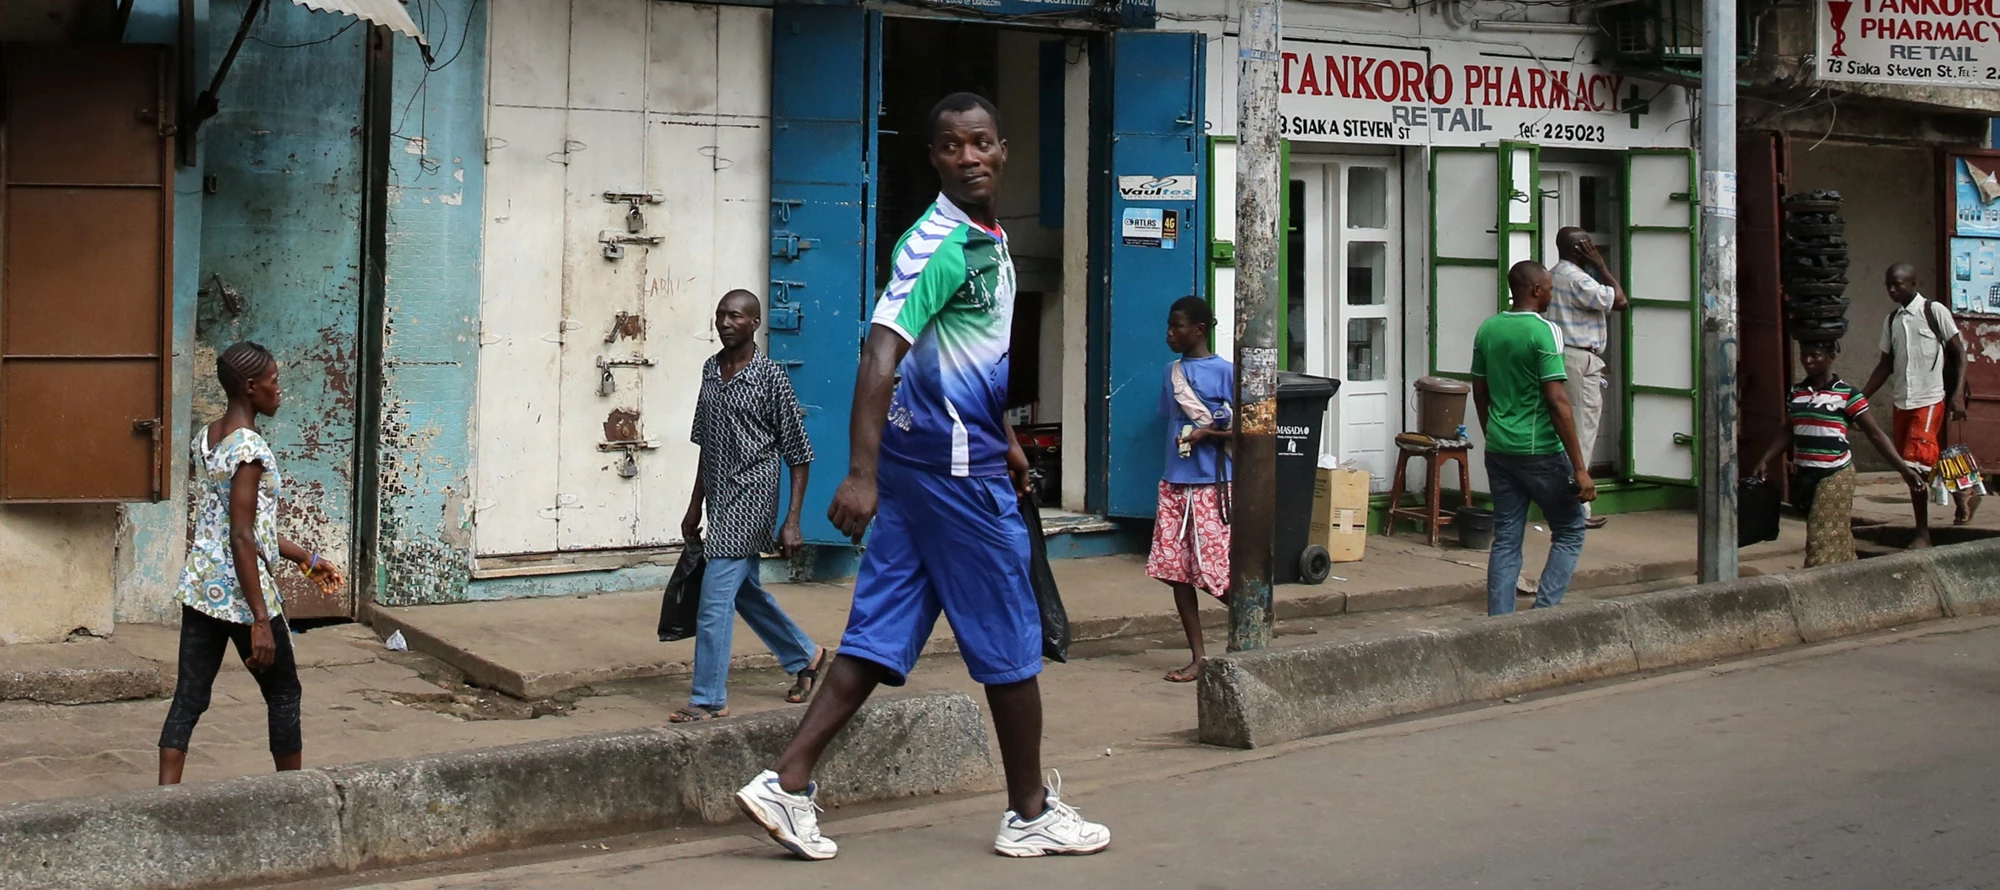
[673,289,826,724]
[1545,227,1627,529]
[734,93,1110,862]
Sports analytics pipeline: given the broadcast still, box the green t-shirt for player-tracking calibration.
[1470,311,1568,456]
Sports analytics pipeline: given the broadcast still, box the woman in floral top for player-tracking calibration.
[158,342,344,785]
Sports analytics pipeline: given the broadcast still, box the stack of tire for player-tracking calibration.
[1784,190,1850,343]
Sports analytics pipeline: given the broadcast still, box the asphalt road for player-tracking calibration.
[330,620,2000,890]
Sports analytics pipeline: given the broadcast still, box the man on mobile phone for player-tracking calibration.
[1546,227,1627,530]
[1471,261,1598,617]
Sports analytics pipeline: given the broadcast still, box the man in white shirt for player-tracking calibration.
[1862,263,1975,547]
[1544,227,1627,529]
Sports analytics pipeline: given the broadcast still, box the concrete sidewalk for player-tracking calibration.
[0,507,1808,808]
[373,508,1809,699]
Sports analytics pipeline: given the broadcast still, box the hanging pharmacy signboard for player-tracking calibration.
[1815,0,2000,88]
[1277,39,1693,149]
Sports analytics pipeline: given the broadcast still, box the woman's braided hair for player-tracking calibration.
[217,341,275,398]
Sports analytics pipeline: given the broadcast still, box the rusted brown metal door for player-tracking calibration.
[1738,131,1791,486]
[0,45,174,502]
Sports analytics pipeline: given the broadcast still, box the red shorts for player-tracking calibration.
[1146,482,1231,597]
[1893,403,1945,471]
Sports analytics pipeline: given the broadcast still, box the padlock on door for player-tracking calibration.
[603,242,625,261]
[617,451,639,478]
[599,366,617,397]
[626,204,645,233]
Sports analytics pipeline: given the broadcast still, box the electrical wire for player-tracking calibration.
[250,17,357,48]
[390,0,483,176]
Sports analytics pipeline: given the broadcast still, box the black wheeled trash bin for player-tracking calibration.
[1273,372,1341,584]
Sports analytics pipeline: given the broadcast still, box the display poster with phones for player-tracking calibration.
[1950,236,2000,315]
[1951,156,2000,314]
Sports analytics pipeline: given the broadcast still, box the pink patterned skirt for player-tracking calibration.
[1146,481,1232,597]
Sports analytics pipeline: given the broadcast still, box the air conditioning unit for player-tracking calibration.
[1602,0,1706,62]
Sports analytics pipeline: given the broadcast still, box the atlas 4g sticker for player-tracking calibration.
[1118,175,1198,202]
[1122,208,1179,249]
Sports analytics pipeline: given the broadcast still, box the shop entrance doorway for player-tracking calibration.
[872,18,1073,498]
[1289,155,1402,490]
[1539,158,1624,476]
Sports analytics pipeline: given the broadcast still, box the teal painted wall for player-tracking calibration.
[98,1,488,620]
[187,0,370,617]
[373,0,485,605]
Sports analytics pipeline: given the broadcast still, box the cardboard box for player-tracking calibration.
[1310,467,1370,563]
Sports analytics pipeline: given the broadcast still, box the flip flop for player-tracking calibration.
[787,647,829,704]
[669,704,729,723]
[1164,666,1199,683]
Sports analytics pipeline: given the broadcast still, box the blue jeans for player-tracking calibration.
[690,556,817,710]
[1485,453,1588,616]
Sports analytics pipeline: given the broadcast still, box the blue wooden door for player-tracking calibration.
[768,7,881,544]
[1105,31,1206,518]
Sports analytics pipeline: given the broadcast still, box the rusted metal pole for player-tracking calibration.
[1229,0,1282,652]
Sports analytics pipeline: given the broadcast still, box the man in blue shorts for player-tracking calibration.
[733,92,1111,862]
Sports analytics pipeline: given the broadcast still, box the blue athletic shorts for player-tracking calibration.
[838,457,1042,687]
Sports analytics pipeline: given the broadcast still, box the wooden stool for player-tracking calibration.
[1385,434,1473,547]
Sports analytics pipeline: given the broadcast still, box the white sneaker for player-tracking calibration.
[734,769,838,861]
[994,770,1111,858]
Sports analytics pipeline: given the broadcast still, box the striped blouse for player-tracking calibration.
[1787,378,1869,475]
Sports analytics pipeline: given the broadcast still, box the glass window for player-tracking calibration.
[1346,241,1387,306]
[1347,317,1387,381]
[1347,167,1388,229]
[1580,175,1614,234]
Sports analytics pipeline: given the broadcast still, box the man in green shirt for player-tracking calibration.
[1471,261,1598,616]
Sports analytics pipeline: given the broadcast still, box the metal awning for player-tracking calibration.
[292,0,427,45]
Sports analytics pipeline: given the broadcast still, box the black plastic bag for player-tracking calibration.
[1019,482,1069,663]
[1738,477,1781,547]
[657,542,706,642]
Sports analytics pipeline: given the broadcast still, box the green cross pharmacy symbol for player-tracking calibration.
[1620,84,1652,129]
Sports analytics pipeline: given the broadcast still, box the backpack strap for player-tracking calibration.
[1923,299,1952,371]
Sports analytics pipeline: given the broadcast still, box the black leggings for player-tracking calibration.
[158,605,302,755]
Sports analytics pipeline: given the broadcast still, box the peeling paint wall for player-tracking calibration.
[374,0,485,605]
[0,506,116,643]
[173,0,368,619]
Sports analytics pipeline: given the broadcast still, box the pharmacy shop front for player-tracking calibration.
[1209,37,1700,511]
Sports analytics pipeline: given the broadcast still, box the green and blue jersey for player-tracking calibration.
[873,194,1017,477]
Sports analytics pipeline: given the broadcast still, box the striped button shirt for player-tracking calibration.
[1546,259,1618,353]
[1787,378,1869,475]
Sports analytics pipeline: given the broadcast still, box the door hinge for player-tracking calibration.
[542,319,582,345]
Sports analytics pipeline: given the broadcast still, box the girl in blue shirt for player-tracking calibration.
[1146,297,1235,682]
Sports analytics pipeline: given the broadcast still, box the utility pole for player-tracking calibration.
[1698,0,1740,583]
[1229,0,1282,652]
